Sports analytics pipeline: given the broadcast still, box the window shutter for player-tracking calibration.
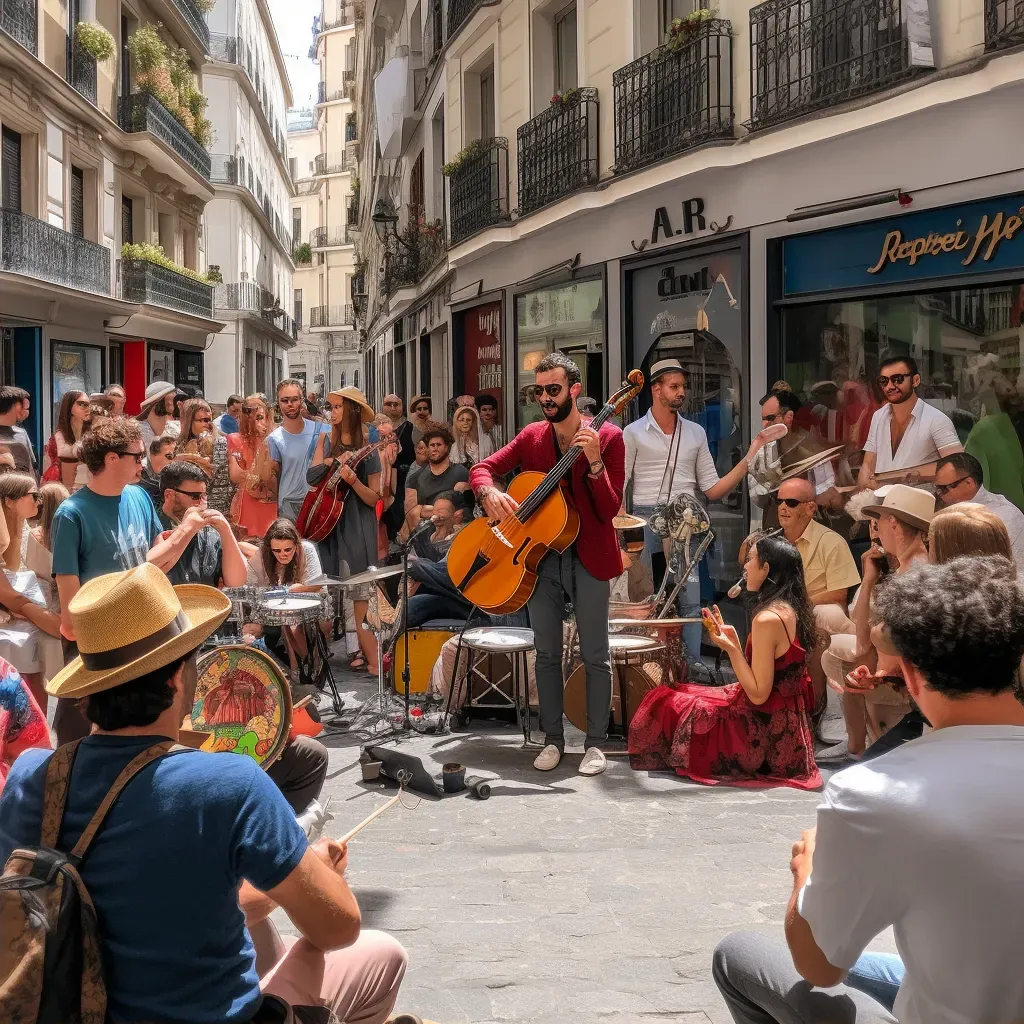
[1,127,22,213]
[70,166,85,237]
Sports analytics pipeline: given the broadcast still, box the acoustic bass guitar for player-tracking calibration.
[297,435,394,543]
[447,371,644,614]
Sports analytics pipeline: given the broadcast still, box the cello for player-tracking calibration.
[297,435,394,543]
[446,371,644,614]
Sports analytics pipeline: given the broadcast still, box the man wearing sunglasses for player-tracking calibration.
[469,353,625,777]
[857,353,961,490]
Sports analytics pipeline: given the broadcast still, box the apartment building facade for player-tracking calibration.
[0,0,220,447]
[204,0,296,403]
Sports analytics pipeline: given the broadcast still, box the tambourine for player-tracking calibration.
[190,644,291,767]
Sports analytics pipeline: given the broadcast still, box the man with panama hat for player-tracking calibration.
[0,563,407,1024]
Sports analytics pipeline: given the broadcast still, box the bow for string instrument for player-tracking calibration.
[297,435,395,542]
[447,371,645,614]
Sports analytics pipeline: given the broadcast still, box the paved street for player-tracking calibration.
[281,663,895,1024]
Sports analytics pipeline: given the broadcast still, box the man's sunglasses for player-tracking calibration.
[877,373,911,387]
[173,487,207,503]
[773,496,808,508]
[531,384,564,399]
[116,450,145,463]
[934,476,971,496]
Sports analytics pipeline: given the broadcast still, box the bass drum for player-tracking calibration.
[563,662,660,734]
[391,627,457,695]
[190,645,292,767]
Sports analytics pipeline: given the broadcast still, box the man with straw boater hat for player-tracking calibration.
[0,563,407,1024]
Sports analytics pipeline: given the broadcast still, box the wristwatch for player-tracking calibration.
[589,460,605,477]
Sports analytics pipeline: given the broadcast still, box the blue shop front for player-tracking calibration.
[767,193,1024,511]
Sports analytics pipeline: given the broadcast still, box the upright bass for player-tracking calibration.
[446,371,644,614]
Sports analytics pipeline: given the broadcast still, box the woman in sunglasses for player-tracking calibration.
[44,390,92,491]
[175,398,233,516]
[630,533,823,789]
[226,394,277,539]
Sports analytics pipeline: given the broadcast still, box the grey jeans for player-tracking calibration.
[527,548,610,750]
[712,932,896,1024]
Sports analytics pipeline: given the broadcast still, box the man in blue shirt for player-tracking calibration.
[266,378,328,522]
[216,394,243,436]
[0,562,407,1024]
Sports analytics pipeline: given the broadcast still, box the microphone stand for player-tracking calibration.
[397,517,436,734]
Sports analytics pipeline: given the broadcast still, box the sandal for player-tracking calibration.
[348,653,367,670]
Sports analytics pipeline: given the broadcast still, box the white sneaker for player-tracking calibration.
[579,748,607,776]
[533,744,562,771]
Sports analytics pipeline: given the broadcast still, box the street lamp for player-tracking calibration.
[372,196,399,246]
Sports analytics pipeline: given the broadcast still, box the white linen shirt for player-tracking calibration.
[972,485,1024,573]
[623,410,719,506]
[863,396,960,472]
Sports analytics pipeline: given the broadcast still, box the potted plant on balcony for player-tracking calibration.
[549,87,580,107]
[121,242,212,284]
[442,137,487,176]
[293,242,313,265]
[666,7,716,50]
[74,22,116,62]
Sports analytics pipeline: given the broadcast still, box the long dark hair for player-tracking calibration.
[55,390,89,441]
[177,398,216,447]
[330,398,367,452]
[752,534,824,652]
[262,518,305,585]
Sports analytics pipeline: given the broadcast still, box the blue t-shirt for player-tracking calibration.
[0,736,308,1023]
[266,420,327,512]
[51,484,163,583]
[216,413,239,435]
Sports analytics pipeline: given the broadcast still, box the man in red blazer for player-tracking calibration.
[469,353,625,776]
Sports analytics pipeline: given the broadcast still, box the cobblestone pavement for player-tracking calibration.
[279,662,895,1024]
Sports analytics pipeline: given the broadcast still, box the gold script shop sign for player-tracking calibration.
[867,206,1024,274]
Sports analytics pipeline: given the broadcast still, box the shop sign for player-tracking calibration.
[462,301,503,407]
[783,193,1024,297]
[631,197,733,253]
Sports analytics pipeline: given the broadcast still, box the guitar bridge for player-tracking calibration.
[489,523,514,549]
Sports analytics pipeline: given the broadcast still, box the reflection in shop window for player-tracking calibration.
[782,282,1024,511]
[52,342,103,426]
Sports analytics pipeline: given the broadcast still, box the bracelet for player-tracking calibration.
[589,461,604,476]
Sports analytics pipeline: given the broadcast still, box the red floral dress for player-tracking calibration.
[629,637,822,790]
[0,658,50,793]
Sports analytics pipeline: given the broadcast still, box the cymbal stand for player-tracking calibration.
[656,529,715,619]
[439,608,480,734]
[350,585,405,736]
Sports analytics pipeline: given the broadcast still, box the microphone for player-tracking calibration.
[727,571,746,600]
[408,515,439,540]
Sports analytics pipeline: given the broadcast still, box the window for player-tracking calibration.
[353,367,360,389]
[294,288,303,328]
[480,67,495,140]
[289,157,297,179]
[109,341,123,385]
[121,195,133,244]
[120,14,133,99]
[661,0,695,34]
[340,370,347,388]
[410,150,424,213]
[157,212,173,254]
[554,4,578,93]
[1,127,22,212]
[292,208,301,241]
[69,166,84,237]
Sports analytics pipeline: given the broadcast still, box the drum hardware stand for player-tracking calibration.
[439,607,481,735]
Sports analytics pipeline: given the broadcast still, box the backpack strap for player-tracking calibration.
[40,739,86,849]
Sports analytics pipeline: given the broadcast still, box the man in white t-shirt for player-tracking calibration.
[857,353,962,488]
[712,555,1024,1024]
[623,359,766,662]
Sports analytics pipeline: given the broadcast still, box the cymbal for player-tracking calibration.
[777,445,845,483]
[337,565,404,587]
[608,617,702,627]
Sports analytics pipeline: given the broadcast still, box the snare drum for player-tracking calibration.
[190,644,291,767]
[609,633,665,666]
[253,592,326,627]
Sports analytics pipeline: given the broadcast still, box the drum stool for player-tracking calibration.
[454,627,535,745]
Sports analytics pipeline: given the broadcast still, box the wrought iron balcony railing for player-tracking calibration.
[448,0,483,39]
[1,209,110,295]
[749,0,920,130]
[314,152,349,175]
[448,137,510,245]
[345,114,358,142]
[424,0,443,61]
[346,196,359,225]
[613,24,733,174]
[310,226,353,247]
[214,281,297,339]
[294,178,321,196]
[210,152,239,184]
[320,2,355,31]
[388,217,448,290]
[986,0,1024,48]
[66,39,98,105]
[170,0,209,50]
[119,93,211,180]
[0,0,36,53]
[316,82,347,105]
[517,88,598,216]
[209,155,292,251]
[121,258,213,318]
[309,304,354,328]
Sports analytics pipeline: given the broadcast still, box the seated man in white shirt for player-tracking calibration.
[713,554,1024,1024]
[934,451,1024,569]
[623,359,767,663]
[857,352,962,488]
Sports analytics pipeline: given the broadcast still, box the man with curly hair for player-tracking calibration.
[50,417,180,743]
[713,554,1024,1024]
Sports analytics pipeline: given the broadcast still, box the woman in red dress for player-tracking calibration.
[629,534,823,789]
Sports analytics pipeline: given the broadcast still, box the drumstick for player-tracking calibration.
[340,792,403,843]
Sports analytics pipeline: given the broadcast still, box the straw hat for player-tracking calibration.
[326,386,375,424]
[46,563,231,699]
[139,380,176,413]
[89,392,115,411]
[860,483,936,533]
[613,512,647,531]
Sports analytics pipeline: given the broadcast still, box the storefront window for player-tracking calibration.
[52,341,103,424]
[514,279,604,428]
[781,282,1024,507]
[149,346,174,385]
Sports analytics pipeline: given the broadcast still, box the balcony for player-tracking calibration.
[121,258,214,318]
[167,0,209,51]
[347,195,359,224]
[314,152,349,175]
[986,0,1024,49]
[517,88,598,216]
[66,39,97,106]
[214,281,298,340]
[748,0,921,130]
[309,304,354,328]
[424,0,443,62]
[345,113,358,143]
[1,0,37,53]
[448,137,510,245]
[388,214,447,290]
[119,93,211,181]
[448,0,484,39]
[310,225,354,248]
[294,178,321,196]
[1,209,110,295]
[210,155,293,252]
[316,81,347,105]
[613,25,733,174]
[321,2,355,31]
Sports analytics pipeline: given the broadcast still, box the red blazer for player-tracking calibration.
[469,420,626,582]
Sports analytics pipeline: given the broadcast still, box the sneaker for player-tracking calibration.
[533,744,562,771]
[815,739,863,764]
[579,747,607,776]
